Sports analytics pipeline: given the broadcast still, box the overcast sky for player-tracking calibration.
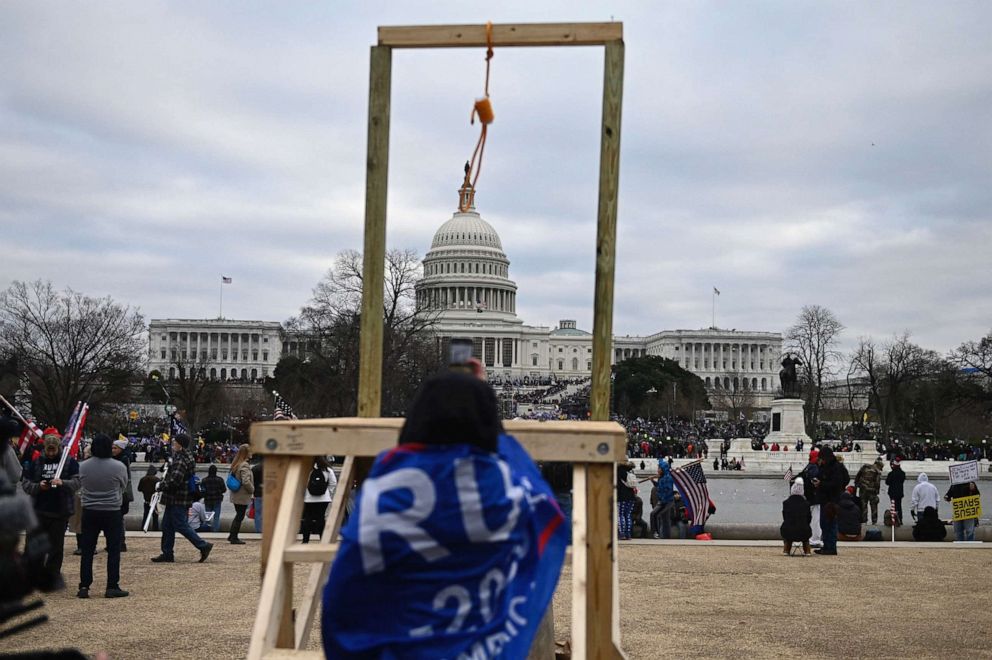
[2,2,989,354]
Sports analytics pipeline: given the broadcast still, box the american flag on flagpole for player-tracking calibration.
[272,391,298,420]
[672,460,711,528]
[17,417,43,455]
[784,465,794,483]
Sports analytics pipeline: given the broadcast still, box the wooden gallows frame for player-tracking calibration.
[247,21,626,660]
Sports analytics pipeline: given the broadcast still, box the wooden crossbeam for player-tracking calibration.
[379,22,622,48]
[251,418,627,463]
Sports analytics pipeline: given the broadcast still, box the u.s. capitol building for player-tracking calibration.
[148,180,783,404]
[413,181,783,402]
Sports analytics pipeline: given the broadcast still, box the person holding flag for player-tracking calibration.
[22,429,80,578]
[672,459,717,539]
[321,371,568,659]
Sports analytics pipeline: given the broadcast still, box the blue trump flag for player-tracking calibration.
[322,433,567,659]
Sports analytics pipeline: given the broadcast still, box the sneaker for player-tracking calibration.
[229,538,245,545]
[199,542,214,563]
[105,587,130,598]
[76,587,89,599]
[782,551,790,556]
[151,554,174,563]
[813,549,837,556]
[652,533,660,539]
[121,544,128,553]
[73,548,82,556]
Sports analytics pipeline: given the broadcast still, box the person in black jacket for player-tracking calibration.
[781,477,812,555]
[22,433,80,577]
[812,446,848,555]
[837,486,864,541]
[885,458,906,523]
[616,462,637,541]
[912,506,947,542]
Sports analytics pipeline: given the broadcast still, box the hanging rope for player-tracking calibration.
[460,21,495,211]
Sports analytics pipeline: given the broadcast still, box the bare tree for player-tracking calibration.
[849,332,939,436]
[786,305,844,434]
[278,249,441,417]
[0,280,145,429]
[162,351,221,431]
[950,330,992,382]
[711,373,757,422]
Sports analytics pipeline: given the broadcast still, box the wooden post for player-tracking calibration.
[585,38,625,660]
[357,44,392,419]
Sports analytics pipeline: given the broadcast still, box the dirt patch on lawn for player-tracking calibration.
[5,539,990,659]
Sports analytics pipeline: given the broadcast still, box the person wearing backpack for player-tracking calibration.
[151,433,213,563]
[854,458,883,525]
[227,444,254,545]
[301,456,336,544]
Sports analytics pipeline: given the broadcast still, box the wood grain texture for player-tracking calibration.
[250,418,626,462]
[357,45,391,419]
[378,22,622,48]
[294,456,356,647]
[248,458,307,659]
[590,40,624,424]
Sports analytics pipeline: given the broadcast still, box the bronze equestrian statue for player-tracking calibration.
[779,354,803,398]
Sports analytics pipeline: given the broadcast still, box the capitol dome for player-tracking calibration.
[430,212,503,250]
[414,179,519,321]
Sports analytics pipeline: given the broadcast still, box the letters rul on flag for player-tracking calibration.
[322,434,567,659]
[672,459,710,528]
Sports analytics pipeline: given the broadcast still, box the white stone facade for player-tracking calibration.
[147,183,784,403]
[413,182,784,400]
[147,319,282,382]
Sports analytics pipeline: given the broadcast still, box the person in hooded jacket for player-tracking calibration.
[885,458,906,523]
[780,477,812,555]
[650,461,675,539]
[812,446,848,555]
[837,486,864,541]
[910,472,940,521]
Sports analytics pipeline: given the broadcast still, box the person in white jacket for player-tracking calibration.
[301,456,337,543]
[910,472,939,520]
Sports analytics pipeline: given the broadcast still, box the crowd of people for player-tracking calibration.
[780,447,982,555]
[2,413,340,604]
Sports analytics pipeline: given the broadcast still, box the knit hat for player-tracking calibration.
[113,439,128,450]
[874,457,884,467]
[891,458,901,466]
[42,427,61,441]
[43,434,61,450]
[809,448,820,463]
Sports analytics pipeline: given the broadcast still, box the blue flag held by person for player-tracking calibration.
[322,429,567,659]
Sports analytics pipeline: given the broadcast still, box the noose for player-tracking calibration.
[460,21,495,212]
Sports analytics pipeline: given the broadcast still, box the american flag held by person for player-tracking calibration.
[784,465,794,483]
[672,460,711,528]
[272,391,298,420]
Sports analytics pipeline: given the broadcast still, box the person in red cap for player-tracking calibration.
[796,448,821,547]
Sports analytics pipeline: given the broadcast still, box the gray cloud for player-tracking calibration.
[1,1,989,354]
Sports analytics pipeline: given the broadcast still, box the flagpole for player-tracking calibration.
[219,277,223,319]
[711,290,715,328]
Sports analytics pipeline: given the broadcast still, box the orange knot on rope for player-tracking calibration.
[460,21,495,212]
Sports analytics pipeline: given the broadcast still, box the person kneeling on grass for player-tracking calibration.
[837,486,864,542]
[188,494,213,533]
[781,477,812,556]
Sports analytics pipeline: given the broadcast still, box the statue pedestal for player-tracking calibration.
[765,398,811,446]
